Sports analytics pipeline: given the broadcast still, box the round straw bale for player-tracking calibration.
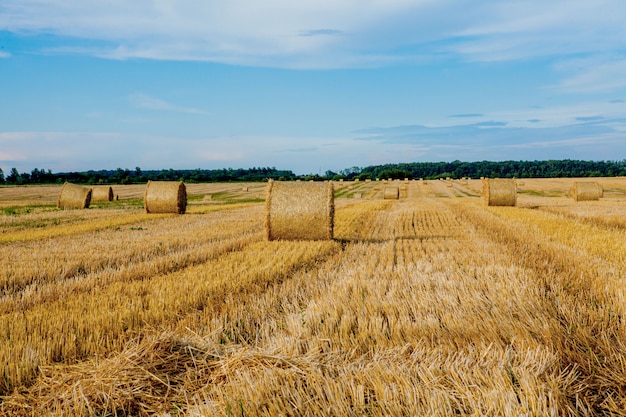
[573,181,602,201]
[353,192,362,199]
[383,186,400,200]
[265,180,334,241]
[482,178,517,206]
[144,181,187,214]
[91,185,114,202]
[57,182,92,209]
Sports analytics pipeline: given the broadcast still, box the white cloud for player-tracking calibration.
[2,0,624,68]
[556,59,626,93]
[0,51,10,58]
[128,93,209,115]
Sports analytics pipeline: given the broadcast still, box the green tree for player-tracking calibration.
[6,168,20,184]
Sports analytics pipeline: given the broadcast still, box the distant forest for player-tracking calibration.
[1,159,625,185]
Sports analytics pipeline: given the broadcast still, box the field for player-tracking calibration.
[1,178,626,416]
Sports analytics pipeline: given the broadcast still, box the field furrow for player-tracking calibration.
[0,239,340,394]
[0,205,264,297]
[450,200,626,414]
[1,179,626,416]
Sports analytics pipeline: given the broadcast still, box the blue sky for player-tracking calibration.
[1,0,625,175]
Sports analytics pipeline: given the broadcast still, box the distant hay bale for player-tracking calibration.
[91,185,114,202]
[203,194,213,202]
[144,181,187,214]
[58,182,92,209]
[482,178,517,206]
[517,181,525,186]
[383,186,400,200]
[242,187,249,192]
[573,181,603,201]
[265,180,334,241]
[353,192,362,199]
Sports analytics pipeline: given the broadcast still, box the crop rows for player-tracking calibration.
[0,180,625,415]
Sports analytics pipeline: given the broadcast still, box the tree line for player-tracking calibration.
[0,160,625,185]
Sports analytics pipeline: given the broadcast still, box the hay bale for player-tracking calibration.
[265,180,334,241]
[58,182,92,209]
[91,185,114,202]
[353,192,362,199]
[144,181,187,214]
[242,187,249,192]
[573,181,602,201]
[383,186,399,200]
[482,178,517,206]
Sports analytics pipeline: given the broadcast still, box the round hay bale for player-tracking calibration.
[91,185,114,202]
[265,180,334,241]
[573,181,602,201]
[58,182,92,209]
[144,181,187,214]
[383,186,400,200]
[353,192,362,199]
[482,178,517,206]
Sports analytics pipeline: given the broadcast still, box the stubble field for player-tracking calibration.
[1,178,625,416]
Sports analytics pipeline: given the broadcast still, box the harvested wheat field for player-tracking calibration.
[1,178,626,416]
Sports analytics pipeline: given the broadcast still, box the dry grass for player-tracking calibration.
[2,178,626,415]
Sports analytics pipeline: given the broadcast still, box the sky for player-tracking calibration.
[1,0,625,175]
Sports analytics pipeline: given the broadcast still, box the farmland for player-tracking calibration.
[1,178,626,416]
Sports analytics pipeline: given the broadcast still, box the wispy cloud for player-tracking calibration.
[299,29,345,37]
[448,113,483,118]
[128,93,208,115]
[556,58,626,93]
[0,51,10,58]
[1,0,624,69]
[354,116,626,161]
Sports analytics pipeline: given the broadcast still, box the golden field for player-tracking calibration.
[0,178,625,416]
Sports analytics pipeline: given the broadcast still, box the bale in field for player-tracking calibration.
[383,186,399,200]
[58,182,92,209]
[144,181,187,214]
[265,180,334,241]
[482,178,517,206]
[353,192,362,199]
[573,181,603,201]
[91,185,114,202]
